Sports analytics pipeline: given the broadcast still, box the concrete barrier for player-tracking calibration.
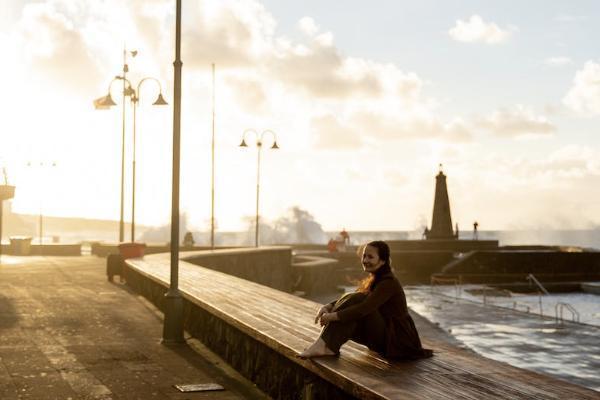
[185,246,293,292]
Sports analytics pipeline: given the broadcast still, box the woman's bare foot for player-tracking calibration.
[298,338,337,358]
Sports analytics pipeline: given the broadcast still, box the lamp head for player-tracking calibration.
[239,139,248,147]
[93,94,116,109]
[271,141,279,150]
[124,86,135,97]
[153,93,168,106]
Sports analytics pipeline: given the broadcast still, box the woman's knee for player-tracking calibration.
[333,292,368,310]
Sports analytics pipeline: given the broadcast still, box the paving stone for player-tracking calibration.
[0,256,270,400]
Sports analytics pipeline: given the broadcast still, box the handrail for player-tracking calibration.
[555,302,580,324]
[430,275,462,299]
[526,273,550,295]
[512,301,531,313]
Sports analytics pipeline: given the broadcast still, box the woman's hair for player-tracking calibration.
[356,240,392,293]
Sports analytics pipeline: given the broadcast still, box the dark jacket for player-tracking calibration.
[336,271,433,359]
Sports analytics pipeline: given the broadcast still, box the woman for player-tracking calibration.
[299,240,433,359]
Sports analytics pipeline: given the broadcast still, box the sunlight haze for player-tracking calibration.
[2,0,600,233]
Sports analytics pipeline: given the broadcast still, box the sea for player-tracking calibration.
[405,285,600,392]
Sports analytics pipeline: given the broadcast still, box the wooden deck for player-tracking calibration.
[125,253,599,400]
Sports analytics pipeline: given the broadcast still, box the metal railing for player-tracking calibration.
[526,274,548,316]
[555,302,580,324]
[526,273,550,295]
[430,275,462,299]
[428,273,585,325]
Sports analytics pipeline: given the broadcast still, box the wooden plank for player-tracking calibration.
[125,254,600,400]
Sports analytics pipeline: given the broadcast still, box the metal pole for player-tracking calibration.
[131,97,137,242]
[210,63,215,249]
[255,143,261,247]
[0,200,3,263]
[39,210,43,245]
[163,0,184,345]
[119,48,127,243]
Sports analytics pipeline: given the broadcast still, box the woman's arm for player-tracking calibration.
[314,302,334,324]
[335,279,396,322]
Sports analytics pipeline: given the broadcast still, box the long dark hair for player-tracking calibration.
[357,240,392,293]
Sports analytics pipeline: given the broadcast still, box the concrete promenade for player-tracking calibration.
[0,256,269,400]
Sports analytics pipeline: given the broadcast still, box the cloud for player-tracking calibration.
[350,112,473,142]
[270,40,383,98]
[310,115,362,149]
[563,61,600,115]
[181,0,276,68]
[226,76,268,113]
[477,106,556,138]
[17,2,103,93]
[544,56,572,67]
[298,16,319,37]
[448,15,516,44]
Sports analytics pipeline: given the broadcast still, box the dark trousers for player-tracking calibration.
[321,292,386,354]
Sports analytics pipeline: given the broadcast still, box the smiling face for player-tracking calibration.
[361,244,385,273]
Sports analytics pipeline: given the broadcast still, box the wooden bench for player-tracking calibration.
[124,252,599,400]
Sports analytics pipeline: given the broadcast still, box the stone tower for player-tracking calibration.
[426,165,456,240]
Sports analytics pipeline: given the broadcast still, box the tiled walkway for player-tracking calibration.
[0,256,269,400]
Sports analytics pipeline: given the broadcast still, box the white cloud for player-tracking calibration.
[448,15,516,44]
[544,56,572,67]
[181,0,276,68]
[563,61,600,115]
[478,106,556,138]
[349,112,473,143]
[310,115,362,149]
[298,16,319,36]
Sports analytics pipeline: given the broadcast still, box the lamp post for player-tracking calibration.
[162,0,184,345]
[0,167,15,264]
[95,73,167,242]
[94,48,136,243]
[239,129,279,247]
[26,161,56,244]
[130,78,168,241]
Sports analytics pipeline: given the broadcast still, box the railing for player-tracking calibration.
[430,275,462,299]
[526,273,550,295]
[555,302,580,324]
[526,273,548,316]
[428,274,586,325]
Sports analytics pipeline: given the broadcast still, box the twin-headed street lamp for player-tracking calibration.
[94,69,168,242]
[239,129,279,247]
[93,49,134,243]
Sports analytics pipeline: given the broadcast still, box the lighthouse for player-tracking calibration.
[426,165,457,240]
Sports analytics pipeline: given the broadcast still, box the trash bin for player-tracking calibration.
[10,236,32,256]
[118,242,146,259]
[106,253,124,282]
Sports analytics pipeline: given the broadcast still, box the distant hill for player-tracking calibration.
[1,201,148,243]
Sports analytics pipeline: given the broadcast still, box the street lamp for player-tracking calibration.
[95,73,168,242]
[129,78,167,241]
[94,48,136,243]
[163,0,184,345]
[239,129,279,247]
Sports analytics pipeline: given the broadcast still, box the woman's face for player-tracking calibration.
[362,245,385,273]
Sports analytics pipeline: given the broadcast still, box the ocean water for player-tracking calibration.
[405,285,600,392]
[27,226,600,249]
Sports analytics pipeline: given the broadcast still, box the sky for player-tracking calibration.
[2,0,600,234]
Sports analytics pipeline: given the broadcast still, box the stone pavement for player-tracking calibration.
[0,255,270,400]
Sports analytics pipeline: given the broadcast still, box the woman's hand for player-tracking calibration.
[314,304,333,324]
[318,312,338,326]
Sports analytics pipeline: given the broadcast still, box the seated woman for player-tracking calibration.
[299,240,433,360]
